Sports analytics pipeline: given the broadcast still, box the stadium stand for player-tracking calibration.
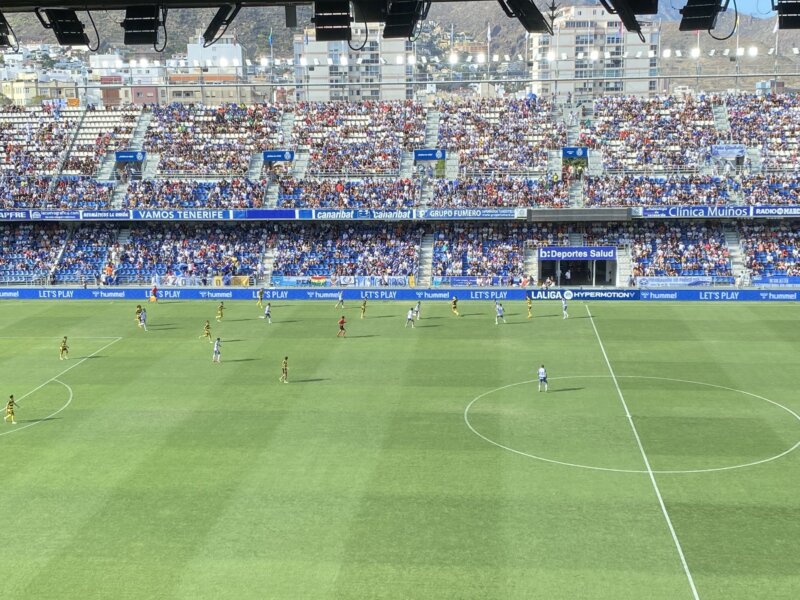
[277,178,418,208]
[293,100,426,175]
[271,223,422,278]
[431,177,569,208]
[739,222,800,276]
[628,222,732,277]
[53,223,118,284]
[124,179,266,209]
[60,106,141,176]
[0,223,68,284]
[0,104,78,175]
[740,173,800,205]
[584,174,737,207]
[0,176,113,209]
[726,94,800,170]
[437,97,566,174]
[144,103,288,177]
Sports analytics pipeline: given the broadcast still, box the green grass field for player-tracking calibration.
[1,299,798,599]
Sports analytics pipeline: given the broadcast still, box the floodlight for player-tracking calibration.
[748,46,758,56]
[598,1,645,41]
[449,53,458,64]
[121,6,162,45]
[497,0,552,34]
[314,0,351,42]
[589,50,599,60]
[679,0,728,32]
[36,9,89,46]
[340,55,348,65]
[546,50,555,61]
[203,4,241,46]
[662,48,671,58]
[690,47,701,58]
[407,55,415,65]
[777,1,800,29]
[260,57,268,67]
[477,53,486,64]
[0,12,17,48]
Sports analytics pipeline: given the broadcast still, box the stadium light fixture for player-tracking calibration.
[768,47,775,55]
[504,54,511,61]
[140,57,149,67]
[313,58,320,66]
[466,54,473,63]
[420,56,427,64]
[35,8,89,46]
[339,55,348,66]
[635,50,642,58]
[492,54,500,62]
[675,49,682,57]
[648,50,655,58]
[722,48,730,56]
[793,47,800,54]
[203,4,241,47]
[260,57,268,67]
[598,0,645,42]
[0,11,18,49]
[546,50,555,62]
[736,47,745,56]
[662,48,671,58]
[560,52,567,60]
[314,0,351,42]
[604,51,611,59]
[748,46,758,57]
[708,49,716,56]
[589,50,599,61]
[407,55,415,65]
[448,52,458,64]
[477,53,486,63]
[129,58,138,67]
[300,56,308,66]
[396,55,404,64]
[356,56,363,64]
[326,57,333,65]
[219,57,229,67]
[577,52,584,59]
[496,0,553,35]
[121,6,163,46]
[776,0,800,29]
[679,0,728,31]
[690,46,701,58]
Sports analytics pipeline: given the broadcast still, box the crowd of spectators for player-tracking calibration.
[0,105,78,175]
[437,97,566,173]
[111,224,271,284]
[629,222,731,277]
[53,224,117,284]
[432,223,569,283]
[145,103,287,176]
[0,176,113,209]
[0,223,67,283]
[739,222,800,277]
[431,177,570,208]
[271,223,421,277]
[125,179,266,209]
[726,94,800,169]
[740,173,800,205]
[277,178,418,209]
[584,175,736,207]
[294,101,426,175]
[581,96,719,170]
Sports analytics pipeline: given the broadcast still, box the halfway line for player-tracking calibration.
[585,305,700,600]
[15,337,124,405]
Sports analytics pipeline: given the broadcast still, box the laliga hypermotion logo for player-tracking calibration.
[562,290,574,301]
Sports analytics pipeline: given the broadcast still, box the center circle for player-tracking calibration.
[464,376,800,474]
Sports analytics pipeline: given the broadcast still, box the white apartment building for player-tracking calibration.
[293,24,413,102]
[529,5,660,100]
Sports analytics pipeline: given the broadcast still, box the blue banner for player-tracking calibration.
[539,246,617,261]
[115,151,146,162]
[750,206,800,218]
[231,209,297,220]
[130,209,231,220]
[81,210,132,220]
[29,209,81,221]
[311,209,415,220]
[416,208,524,220]
[637,276,735,287]
[414,149,446,161]
[562,147,589,159]
[711,144,746,159]
[0,287,797,302]
[750,276,800,286]
[263,150,295,162]
[639,206,752,218]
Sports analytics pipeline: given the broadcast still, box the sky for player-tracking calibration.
[726,0,775,17]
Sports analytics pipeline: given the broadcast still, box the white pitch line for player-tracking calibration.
[14,337,124,406]
[0,379,72,437]
[586,305,700,600]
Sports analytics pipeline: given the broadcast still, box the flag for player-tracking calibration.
[310,276,327,286]
[268,27,273,47]
[773,16,779,35]
[487,23,491,43]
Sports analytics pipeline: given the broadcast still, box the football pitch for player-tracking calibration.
[1,298,798,599]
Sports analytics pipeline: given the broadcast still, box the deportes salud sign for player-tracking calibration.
[539,246,617,261]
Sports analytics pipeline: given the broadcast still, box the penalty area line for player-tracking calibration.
[15,337,124,406]
[585,305,700,600]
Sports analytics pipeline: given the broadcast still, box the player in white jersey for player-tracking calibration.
[495,302,506,325]
[212,338,222,363]
[335,290,344,308]
[561,296,568,319]
[538,365,548,392]
[413,300,421,320]
[138,308,148,331]
[405,308,415,328]
[266,302,272,322]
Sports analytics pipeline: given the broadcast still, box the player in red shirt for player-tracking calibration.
[150,285,158,303]
[337,315,347,337]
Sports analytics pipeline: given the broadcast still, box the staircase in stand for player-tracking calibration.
[281,112,295,144]
[129,110,153,149]
[399,152,415,178]
[264,181,279,207]
[712,103,731,135]
[444,154,459,179]
[524,244,539,286]
[95,152,117,181]
[424,110,440,147]
[111,183,129,209]
[416,233,435,287]
[247,153,264,180]
[723,228,744,279]
[547,149,562,174]
[569,180,583,207]
[616,247,633,287]
[293,148,309,179]
[141,154,160,179]
[260,247,277,286]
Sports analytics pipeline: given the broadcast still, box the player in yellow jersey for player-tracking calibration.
[216,301,224,322]
[360,299,367,319]
[4,395,17,425]
[135,304,143,324]
[526,296,533,319]
[256,288,264,308]
[451,296,460,316]
[199,320,212,342]
[280,356,289,383]
[59,336,69,360]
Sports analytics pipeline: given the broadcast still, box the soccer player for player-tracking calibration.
[538,365,548,392]
[212,338,222,363]
[337,315,347,337]
[138,308,148,331]
[135,304,143,324]
[59,336,69,360]
[256,288,264,308]
[360,299,367,319]
[405,307,415,328]
[527,295,533,319]
[261,302,272,323]
[4,395,17,425]
[335,290,344,308]
[216,301,224,322]
[495,302,506,325]
[200,320,212,342]
[150,285,158,303]
[413,300,421,321]
[451,296,460,317]
[561,296,569,319]
[280,356,289,383]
